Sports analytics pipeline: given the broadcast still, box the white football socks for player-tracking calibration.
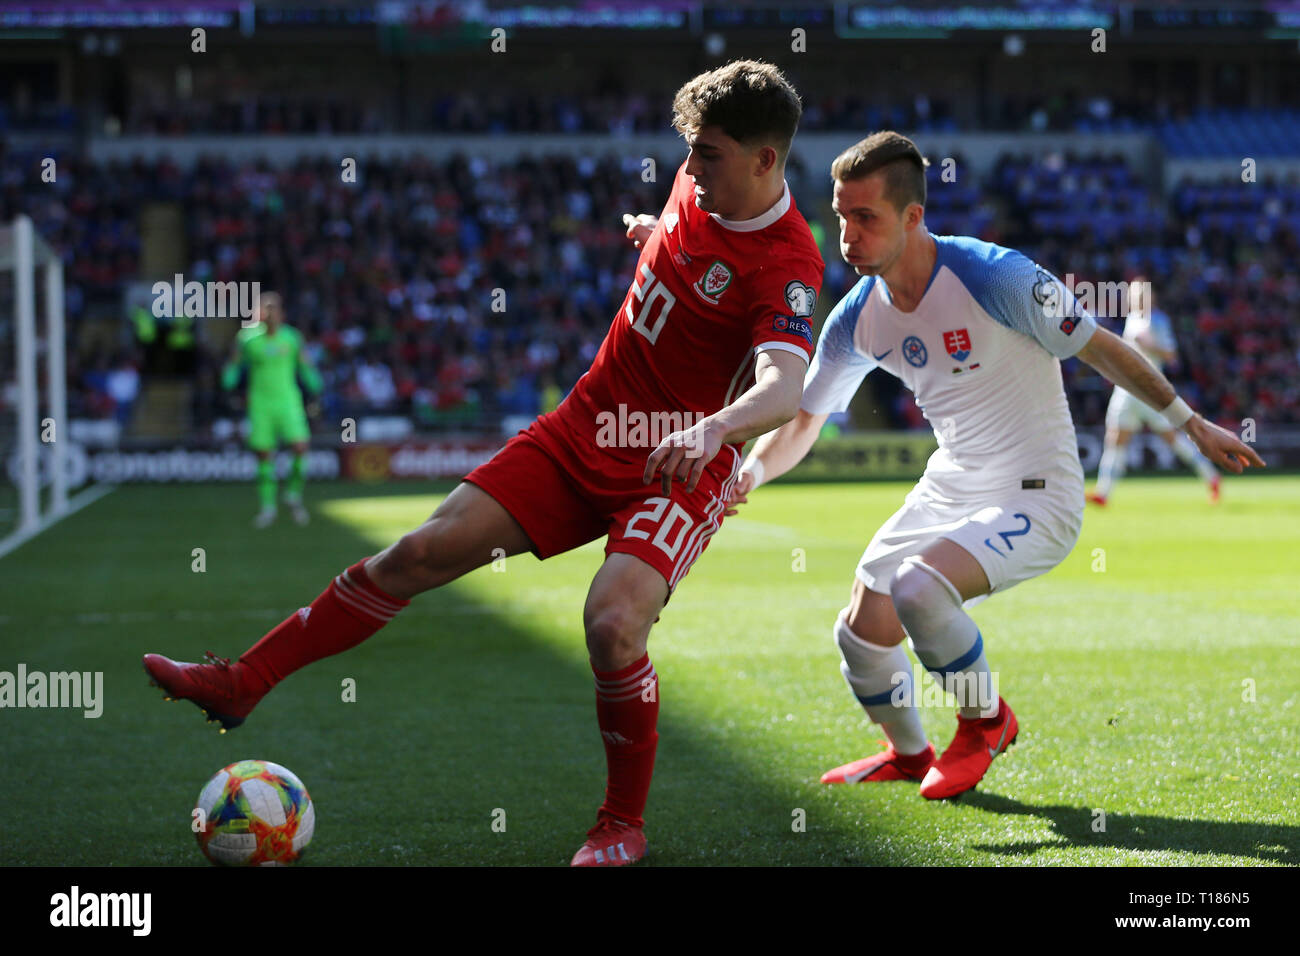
[1096,444,1126,497]
[833,611,930,755]
[1170,432,1218,482]
[891,558,998,720]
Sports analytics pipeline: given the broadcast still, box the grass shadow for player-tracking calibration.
[0,480,897,866]
[958,791,1295,864]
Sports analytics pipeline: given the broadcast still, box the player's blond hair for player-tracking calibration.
[671,59,802,163]
[831,131,930,213]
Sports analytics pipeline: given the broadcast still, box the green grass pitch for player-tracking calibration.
[1,475,1295,866]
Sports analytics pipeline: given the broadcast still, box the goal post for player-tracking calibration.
[1,213,70,554]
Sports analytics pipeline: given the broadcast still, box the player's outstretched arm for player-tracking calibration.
[724,408,828,515]
[297,346,324,397]
[220,342,246,391]
[643,348,806,496]
[1077,327,1265,473]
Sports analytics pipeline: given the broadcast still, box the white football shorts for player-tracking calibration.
[1106,387,1173,432]
[856,474,1084,606]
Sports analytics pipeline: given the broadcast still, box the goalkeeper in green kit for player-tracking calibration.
[222,292,323,527]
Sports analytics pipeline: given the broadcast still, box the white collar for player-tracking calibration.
[709,180,791,232]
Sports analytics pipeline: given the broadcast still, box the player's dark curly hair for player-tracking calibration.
[671,59,802,163]
[831,131,930,213]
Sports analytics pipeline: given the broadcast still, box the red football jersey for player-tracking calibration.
[548,160,825,468]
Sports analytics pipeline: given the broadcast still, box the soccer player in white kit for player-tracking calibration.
[726,132,1264,799]
[1087,277,1221,506]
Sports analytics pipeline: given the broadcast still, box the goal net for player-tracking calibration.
[0,214,70,557]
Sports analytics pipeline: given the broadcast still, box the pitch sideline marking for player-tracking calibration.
[0,482,117,562]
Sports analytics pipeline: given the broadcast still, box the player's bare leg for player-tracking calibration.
[284,439,311,525]
[252,449,278,527]
[144,482,534,730]
[892,539,1017,799]
[1157,427,1221,502]
[570,552,667,866]
[822,581,940,784]
[913,537,990,599]
[583,553,665,670]
[364,482,534,598]
[844,578,907,648]
[1089,426,1133,505]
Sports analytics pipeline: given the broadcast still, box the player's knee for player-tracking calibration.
[889,558,960,623]
[385,522,462,589]
[834,609,863,678]
[835,607,877,653]
[584,605,648,668]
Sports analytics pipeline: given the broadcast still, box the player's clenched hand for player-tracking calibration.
[1185,416,1266,474]
[622,213,658,250]
[643,419,726,496]
[723,470,755,516]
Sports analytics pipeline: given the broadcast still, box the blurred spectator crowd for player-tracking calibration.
[868,155,1300,431]
[3,141,1298,438]
[119,86,1300,155]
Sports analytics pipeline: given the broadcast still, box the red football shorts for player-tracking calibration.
[463,416,742,592]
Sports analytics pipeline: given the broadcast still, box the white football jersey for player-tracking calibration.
[1121,306,1176,371]
[801,234,1098,500]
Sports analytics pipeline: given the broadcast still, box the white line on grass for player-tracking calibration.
[0,483,117,561]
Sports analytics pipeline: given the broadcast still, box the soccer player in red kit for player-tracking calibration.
[143,60,824,866]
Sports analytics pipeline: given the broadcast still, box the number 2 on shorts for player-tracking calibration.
[983,513,1031,556]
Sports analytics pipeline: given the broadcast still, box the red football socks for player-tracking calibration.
[237,558,663,830]
[592,653,660,829]
[239,557,409,689]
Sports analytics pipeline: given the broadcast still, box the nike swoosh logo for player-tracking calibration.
[845,758,897,784]
[872,349,893,360]
[987,719,1012,759]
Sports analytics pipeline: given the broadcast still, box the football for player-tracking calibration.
[194,760,315,866]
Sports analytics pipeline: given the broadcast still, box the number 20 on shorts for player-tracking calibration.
[625,497,695,559]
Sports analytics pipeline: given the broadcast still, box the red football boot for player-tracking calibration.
[1209,474,1221,503]
[142,651,267,733]
[569,814,647,867]
[820,743,936,784]
[919,698,1018,800]
[1084,491,1107,507]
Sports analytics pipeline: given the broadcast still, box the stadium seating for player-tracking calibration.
[4,143,1297,435]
